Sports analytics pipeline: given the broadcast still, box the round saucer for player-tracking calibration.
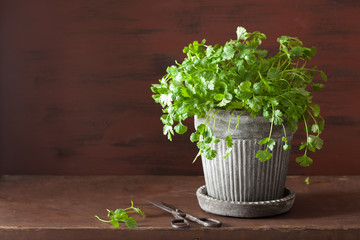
[196,185,295,218]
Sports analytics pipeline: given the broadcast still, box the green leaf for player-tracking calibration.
[113,209,127,220]
[308,135,324,150]
[256,150,272,162]
[268,68,280,79]
[281,136,291,150]
[217,93,232,107]
[258,137,275,150]
[180,87,190,97]
[236,26,247,40]
[213,137,220,143]
[288,122,298,132]
[310,46,317,55]
[125,217,138,229]
[283,144,291,151]
[151,84,167,94]
[313,83,324,91]
[307,142,316,152]
[273,109,283,125]
[111,219,120,228]
[290,46,303,56]
[107,210,114,216]
[235,81,253,100]
[226,101,244,110]
[247,96,263,113]
[296,155,313,167]
[263,110,271,119]
[226,136,233,148]
[267,138,276,151]
[310,104,320,117]
[174,122,188,134]
[206,45,214,56]
[204,136,213,144]
[163,125,174,140]
[196,124,206,134]
[250,111,258,118]
[190,132,200,142]
[320,71,327,82]
[203,125,213,138]
[239,81,252,91]
[270,98,279,106]
[235,90,253,100]
[97,201,145,229]
[318,119,325,132]
[311,124,319,133]
[214,93,224,101]
[197,141,206,150]
[205,149,217,159]
[259,137,269,145]
[223,45,236,60]
[160,114,173,126]
[299,141,307,150]
[252,82,262,94]
[152,94,161,102]
[225,92,233,101]
[294,88,310,97]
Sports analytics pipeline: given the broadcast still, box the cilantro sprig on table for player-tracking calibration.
[151,26,326,166]
[95,201,145,229]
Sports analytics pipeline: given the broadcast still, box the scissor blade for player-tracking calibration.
[148,201,175,213]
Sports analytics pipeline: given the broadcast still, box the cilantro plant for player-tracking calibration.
[95,201,146,229]
[151,26,326,166]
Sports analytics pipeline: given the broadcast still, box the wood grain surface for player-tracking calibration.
[0,175,359,240]
[0,0,359,175]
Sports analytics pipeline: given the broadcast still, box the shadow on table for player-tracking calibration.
[283,190,360,219]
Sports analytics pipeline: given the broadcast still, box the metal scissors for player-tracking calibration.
[149,201,222,229]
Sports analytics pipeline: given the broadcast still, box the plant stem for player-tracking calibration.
[204,108,213,123]
[205,109,217,126]
[281,123,287,139]
[226,110,236,136]
[302,115,309,155]
[95,215,111,223]
[266,104,275,151]
[307,110,320,136]
[212,109,219,131]
[234,110,246,131]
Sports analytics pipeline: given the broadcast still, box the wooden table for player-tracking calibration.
[0,175,359,239]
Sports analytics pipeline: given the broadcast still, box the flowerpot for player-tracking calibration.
[194,109,295,217]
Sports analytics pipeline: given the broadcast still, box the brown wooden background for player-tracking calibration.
[0,0,359,175]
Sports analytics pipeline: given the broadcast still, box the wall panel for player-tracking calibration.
[0,0,359,175]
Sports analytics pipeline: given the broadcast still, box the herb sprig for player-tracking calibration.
[151,26,326,166]
[95,201,146,229]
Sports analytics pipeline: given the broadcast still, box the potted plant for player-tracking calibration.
[151,27,326,217]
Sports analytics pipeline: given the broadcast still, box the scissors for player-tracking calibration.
[149,201,222,229]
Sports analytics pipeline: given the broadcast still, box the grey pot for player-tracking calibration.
[194,109,294,203]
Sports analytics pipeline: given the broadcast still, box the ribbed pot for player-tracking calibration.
[194,109,294,202]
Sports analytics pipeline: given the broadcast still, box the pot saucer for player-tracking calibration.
[196,185,295,218]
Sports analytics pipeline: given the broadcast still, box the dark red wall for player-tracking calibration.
[1,0,359,175]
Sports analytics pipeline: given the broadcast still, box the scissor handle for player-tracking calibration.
[171,216,190,229]
[186,213,222,228]
[196,217,222,228]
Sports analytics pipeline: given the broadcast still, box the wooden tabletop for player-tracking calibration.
[0,175,359,239]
